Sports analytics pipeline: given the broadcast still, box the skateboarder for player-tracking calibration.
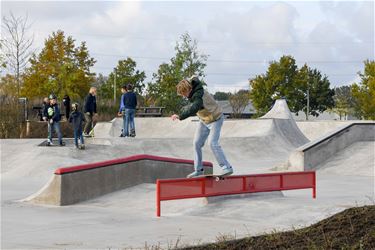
[69,103,85,149]
[171,76,233,178]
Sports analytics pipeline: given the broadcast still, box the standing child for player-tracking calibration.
[122,83,137,137]
[171,77,233,178]
[46,94,65,146]
[69,103,85,149]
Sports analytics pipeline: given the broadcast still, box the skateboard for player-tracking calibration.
[84,128,95,137]
[201,173,232,181]
[46,141,65,147]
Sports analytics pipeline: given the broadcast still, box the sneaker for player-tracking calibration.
[46,140,53,146]
[80,144,85,150]
[220,166,233,176]
[119,134,124,137]
[59,141,65,146]
[187,169,204,178]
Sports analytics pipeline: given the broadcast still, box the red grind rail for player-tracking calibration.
[54,154,213,175]
[156,171,316,217]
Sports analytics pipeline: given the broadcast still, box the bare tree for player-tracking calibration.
[1,12,34,96]
[229,90,250,118]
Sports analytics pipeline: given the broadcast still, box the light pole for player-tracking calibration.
[306,85,310,121]
[114,68,117,103]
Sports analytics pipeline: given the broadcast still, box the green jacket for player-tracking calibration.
[179,78,222,124]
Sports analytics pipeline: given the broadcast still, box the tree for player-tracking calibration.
[298,65,335,119]
[22,30,96,100]
[147,33,208,114]
[249,55,334,118]
[229,90,250,118]
[250,55,301,115]
[99,57,146,100]
[332,85,354,120]
[0,74,18,97]
[213,91,231,101]
[1,12,34,97]
[351,60,375,120]
[93,73,108,89]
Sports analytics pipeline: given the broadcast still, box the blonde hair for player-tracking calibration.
[176,79,192,96]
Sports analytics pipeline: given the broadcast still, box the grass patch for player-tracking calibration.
[179,205,375,250]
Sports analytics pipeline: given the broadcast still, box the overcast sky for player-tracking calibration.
[2,0,374,93]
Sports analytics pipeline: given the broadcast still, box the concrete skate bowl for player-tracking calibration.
[286,122,375,173]
[23,154,213,206]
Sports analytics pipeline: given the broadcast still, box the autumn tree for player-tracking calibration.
[147,33,208,114]
[332,85,355,120]
[22,30,96,100]
[351,60,375,120]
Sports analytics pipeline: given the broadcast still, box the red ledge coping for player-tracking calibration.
[54,154,213,175]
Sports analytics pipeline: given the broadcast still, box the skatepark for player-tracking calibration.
[1,100,374,249]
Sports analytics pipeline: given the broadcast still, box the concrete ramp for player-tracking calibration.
[23,155,213,206]
[260,99,309,147]
[286,122,375,171]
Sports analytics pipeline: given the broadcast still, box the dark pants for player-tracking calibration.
[48,122,63,144]
[124,108,136,136]
[84,112,93,134]
[74,128,84,147]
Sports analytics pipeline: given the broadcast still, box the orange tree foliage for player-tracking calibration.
[21,30,96,100]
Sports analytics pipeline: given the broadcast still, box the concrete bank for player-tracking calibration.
[23,154,213,205]
[286,122,375,171]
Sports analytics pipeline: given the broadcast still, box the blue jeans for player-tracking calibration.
[74,128,84,147]
[123,108,135,136]
[48,121,62,144]
[193,116,231,171]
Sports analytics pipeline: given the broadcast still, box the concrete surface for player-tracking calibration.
[1,99,374,249]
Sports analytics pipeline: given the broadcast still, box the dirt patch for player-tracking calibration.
[180,205,375,250]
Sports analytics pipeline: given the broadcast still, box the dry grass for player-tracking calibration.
[179,205,375,250]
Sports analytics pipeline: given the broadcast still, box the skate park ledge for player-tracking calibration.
[287,122,375,171]
[23,154,213,206]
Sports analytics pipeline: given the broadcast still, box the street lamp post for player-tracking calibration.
[114,68,117,103]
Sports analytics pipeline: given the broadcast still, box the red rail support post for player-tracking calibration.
[313,171,316,199]
[156,179,161,217]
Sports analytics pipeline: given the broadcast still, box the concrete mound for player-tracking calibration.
[260,99,309,147]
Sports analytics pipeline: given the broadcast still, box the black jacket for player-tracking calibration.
[178,77,204,120]
[84,93,97,114]
[123,91,137,109]
[69,111,85,131]
[46,103,61,122]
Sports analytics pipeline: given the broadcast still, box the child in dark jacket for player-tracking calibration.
[122,84,137,137]
[69,103,85,149]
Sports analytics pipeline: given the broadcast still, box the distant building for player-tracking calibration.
[216,100,256,119]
